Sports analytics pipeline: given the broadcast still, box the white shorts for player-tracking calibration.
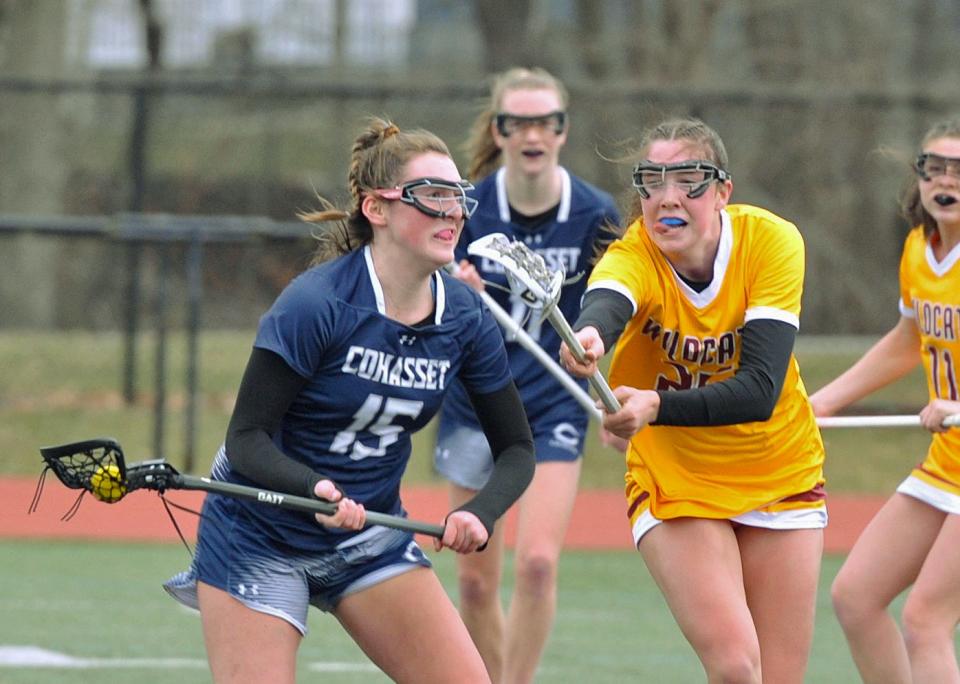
[897,475,960,515]
[631,503,829,548]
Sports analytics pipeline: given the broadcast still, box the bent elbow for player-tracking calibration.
[747,393,779,423]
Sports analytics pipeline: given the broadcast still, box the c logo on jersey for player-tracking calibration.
[403,541,425,564]
[548,422,581,455]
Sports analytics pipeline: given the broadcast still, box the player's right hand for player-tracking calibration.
[313,479,366,531]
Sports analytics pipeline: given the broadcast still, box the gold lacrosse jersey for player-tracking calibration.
[900,226,960,494]
[589,204,825,520]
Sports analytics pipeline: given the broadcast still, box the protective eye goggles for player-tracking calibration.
[915,153,960,181]
[494,111,566,137]
[375,177,478,220]
[632,160,731,199]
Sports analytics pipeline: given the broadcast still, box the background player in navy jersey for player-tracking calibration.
[164,117,535,684]
[434,67,620,684]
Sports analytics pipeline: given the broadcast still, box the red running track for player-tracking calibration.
[1,476,882,553]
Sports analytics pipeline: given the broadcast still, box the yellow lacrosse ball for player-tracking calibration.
[90,464,126,503]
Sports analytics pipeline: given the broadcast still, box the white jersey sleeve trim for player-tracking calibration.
[744,305,799,329]
[585,279,638,316]
[899,298,916,318]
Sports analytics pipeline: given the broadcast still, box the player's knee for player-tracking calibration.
[457,569,499,608]
[901,594,954,654]
[514,552,558,597]
[830,573,872,629]
[701,646,761,684]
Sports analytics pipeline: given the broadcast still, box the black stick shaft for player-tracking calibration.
[174,474,445,538]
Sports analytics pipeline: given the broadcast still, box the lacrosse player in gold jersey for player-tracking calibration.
[560,117,826,683]
[811,118,960,683]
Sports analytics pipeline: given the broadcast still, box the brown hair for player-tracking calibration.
[899,117,960,239]
[622,117,729,226]
[301,117,453,264]
[464,67,569,181]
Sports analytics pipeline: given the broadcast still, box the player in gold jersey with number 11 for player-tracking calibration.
[560,118,826,683]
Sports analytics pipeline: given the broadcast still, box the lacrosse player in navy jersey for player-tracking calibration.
[164,117,535,684]
[433,67,620,684]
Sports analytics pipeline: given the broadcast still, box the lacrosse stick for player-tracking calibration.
[32,437,444,538]
[468,233,621,413]
[445,263,602,421]
[817,414,960,428]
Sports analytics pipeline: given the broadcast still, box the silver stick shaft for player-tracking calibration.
[816,414,960,428]
[480,290,603,421]
[545,308,621,413]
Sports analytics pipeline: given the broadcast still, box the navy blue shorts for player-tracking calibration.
[164,497,431,635]
[435,411,586,490]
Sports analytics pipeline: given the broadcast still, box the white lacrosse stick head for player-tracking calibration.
[467,233,564,311]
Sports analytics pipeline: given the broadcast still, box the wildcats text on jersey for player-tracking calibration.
[341,345,452,390]
[913,297,960,341]
[640,317,742,366]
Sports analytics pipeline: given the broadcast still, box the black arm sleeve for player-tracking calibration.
[573,288,634,351]
[654,319,796,426]
[454,381,536,536]
[224,347,327,497]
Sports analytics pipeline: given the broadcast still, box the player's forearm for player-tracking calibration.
[809,318,921,415]
[456,381,535,535]
[655,319,795,426]
[573,288,633,352]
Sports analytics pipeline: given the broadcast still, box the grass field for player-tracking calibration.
[0,331,947,681]
[0,539,914,683]
[0,331,934,492]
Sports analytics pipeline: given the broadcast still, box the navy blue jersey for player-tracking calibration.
[441,167,621,428]
[212,246,511,551]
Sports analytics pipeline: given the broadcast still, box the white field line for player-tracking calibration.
[0,645,379,672]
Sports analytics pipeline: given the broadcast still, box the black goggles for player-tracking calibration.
[915,153,960,181]
[376,177,478,220]
[494,111,566,137]
[632,160,731,199]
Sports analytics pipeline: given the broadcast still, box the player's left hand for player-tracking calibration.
[599,426,629,452]
[434,510,489,553]
[602,386,661,441]
[560,326,604,377]
[313,479,366,530]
